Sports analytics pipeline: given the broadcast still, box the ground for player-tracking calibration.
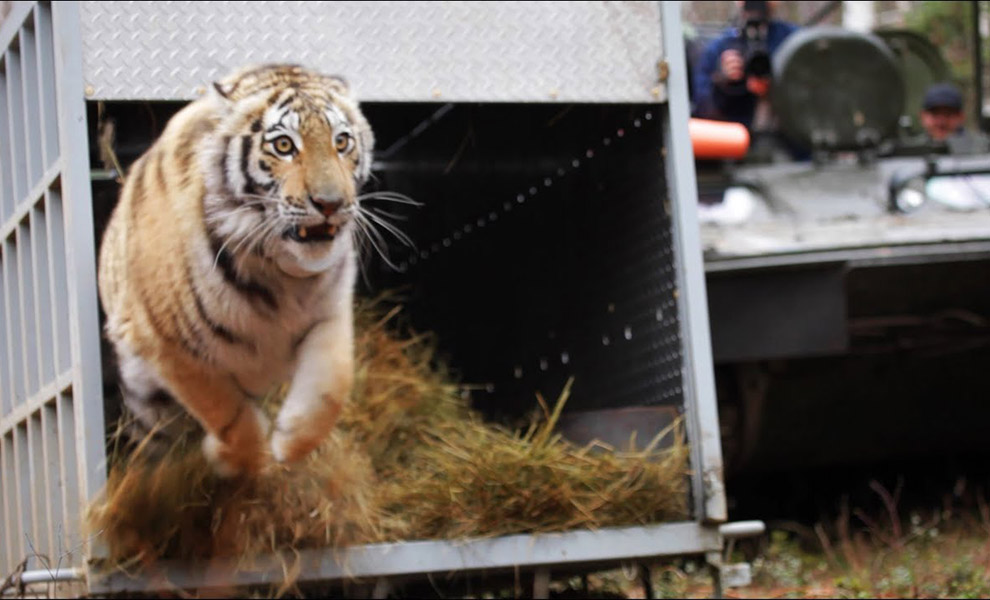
[578,502,990,599]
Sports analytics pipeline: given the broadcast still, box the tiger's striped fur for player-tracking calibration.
[98,64,374,476]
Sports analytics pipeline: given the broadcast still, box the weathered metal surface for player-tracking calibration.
[659,0,726,525]
[90,521,723,594]
[707,265,847,362]
[557,405,680,450]
[0,0,105,579]
[699,157,990,265]
[78,0,666,103]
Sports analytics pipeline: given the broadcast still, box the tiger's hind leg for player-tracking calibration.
[115,344,193,455]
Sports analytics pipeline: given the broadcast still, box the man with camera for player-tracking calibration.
[692,0,798,130]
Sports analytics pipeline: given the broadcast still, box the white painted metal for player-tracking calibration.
[0,0,105,580]
[78,0,667,103]
[659,0,727,524]
[90,521,723,594]
[719,520,767,540]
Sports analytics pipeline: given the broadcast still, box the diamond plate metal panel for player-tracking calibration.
[79,1,666,103]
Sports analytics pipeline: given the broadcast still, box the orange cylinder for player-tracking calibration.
[689,118,750,159]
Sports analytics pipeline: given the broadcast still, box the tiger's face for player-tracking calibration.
[204,65,374,277]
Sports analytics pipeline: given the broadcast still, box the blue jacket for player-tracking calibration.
[692,20,799,128]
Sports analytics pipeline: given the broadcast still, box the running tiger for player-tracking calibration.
[98,64,375,476]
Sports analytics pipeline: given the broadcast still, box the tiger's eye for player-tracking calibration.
[334,132,352,153]
[272,136,295,155]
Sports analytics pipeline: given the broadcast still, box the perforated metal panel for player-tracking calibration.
[0,0,105,580]
[360,104,685,417]
[78,0,666,103]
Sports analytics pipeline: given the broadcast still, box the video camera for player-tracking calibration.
[737,0,772,78]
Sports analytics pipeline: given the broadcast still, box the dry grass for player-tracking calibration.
[86,298,690,574]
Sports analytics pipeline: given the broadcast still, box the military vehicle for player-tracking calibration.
[688,2,990,502]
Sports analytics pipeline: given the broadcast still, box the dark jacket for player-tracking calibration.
[692,20,799,128]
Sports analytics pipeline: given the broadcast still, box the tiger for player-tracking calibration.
[98,64,374,477]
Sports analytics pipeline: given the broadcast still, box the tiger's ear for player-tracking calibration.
[326,74,350,95]
[213,81,234,100]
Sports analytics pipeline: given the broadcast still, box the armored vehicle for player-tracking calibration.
[690,5,990,503]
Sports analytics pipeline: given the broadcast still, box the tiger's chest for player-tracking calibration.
[208,273,340,398]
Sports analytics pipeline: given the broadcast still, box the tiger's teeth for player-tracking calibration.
[298,227,308,238]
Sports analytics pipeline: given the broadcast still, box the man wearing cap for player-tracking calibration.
[919,82,990,210]
[920,82,967,143]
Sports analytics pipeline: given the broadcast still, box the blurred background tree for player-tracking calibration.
[902,1,978,124]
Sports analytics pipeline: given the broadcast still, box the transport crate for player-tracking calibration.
[0,1,746,595]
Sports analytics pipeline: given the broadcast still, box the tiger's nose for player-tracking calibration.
[309,195,343,217]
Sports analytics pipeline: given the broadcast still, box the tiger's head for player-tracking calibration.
[202,64,374,278]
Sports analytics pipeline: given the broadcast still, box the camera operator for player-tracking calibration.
[692,0,798,130]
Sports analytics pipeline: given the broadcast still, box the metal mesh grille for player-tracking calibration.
[361,103,684,418]
[0,2,98,577]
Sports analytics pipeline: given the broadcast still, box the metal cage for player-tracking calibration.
[0,1,742,595]
[0,1,105,590]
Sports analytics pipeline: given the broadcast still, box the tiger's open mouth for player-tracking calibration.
[285,222,339,243]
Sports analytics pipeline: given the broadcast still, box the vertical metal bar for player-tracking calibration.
[35,2,60,169]
[56,391,80,565]
[29,411,51,562]
[0,57,13,222]
[42,400,62,566]
[31,204,55,386]
[5,44,27,207]
[51,1,107,565]
[17,220,39,397]
[0,247,9,416]
[46,186,71,374]
[3,235,25,408]
[14,422,30,562]
[0,432,10,574]
[658,0,727,524]
[19,9,43,188]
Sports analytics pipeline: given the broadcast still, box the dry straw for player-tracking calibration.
[86,298,690,572]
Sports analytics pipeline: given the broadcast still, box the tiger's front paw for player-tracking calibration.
[270,395,341,463]
[270,425,321,464]
[202,405,270,477]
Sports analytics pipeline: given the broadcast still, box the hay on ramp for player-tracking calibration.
[86,300,690,572]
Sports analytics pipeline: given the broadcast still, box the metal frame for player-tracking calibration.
[0,0,105,581]
[93,522,722,594]
[659,0,727,524]
[1,0,746,594]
